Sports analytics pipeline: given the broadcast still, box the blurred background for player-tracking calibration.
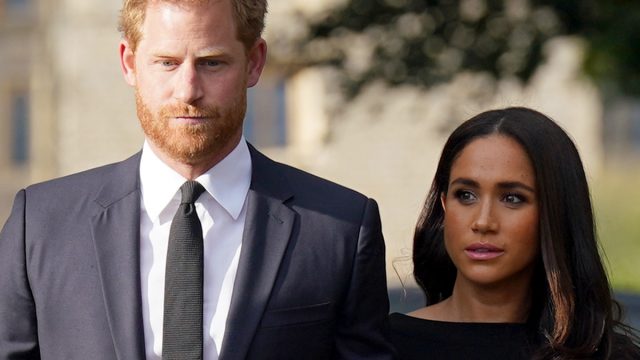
[1,0,639,324]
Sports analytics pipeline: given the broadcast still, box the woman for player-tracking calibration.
[390,107,640,359]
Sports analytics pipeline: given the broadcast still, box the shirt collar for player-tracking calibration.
[139,138,252,221]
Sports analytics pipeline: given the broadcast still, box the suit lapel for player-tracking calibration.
[88,147,295,359]
[220,145,295,360]
[91,153,146,360]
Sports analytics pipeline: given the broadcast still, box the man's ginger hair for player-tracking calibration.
[118,0,267,52]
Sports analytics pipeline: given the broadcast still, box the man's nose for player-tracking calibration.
[173,63,204,104]
[471,200,499,234]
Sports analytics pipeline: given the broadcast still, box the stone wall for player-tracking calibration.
[30,0,142,182]
[279,37,604,287]
[0,1,34,223]
[0,1,608,290]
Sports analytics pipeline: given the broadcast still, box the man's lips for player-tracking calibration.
[171,116,211,124]
[464,243,504,260]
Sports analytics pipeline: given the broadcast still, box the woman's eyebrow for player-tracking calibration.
[497,181,535,193]
[450,178,478,188]
[450,178,535,193]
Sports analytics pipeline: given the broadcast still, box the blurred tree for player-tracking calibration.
[580,1,640,95]
[274,0,640,98]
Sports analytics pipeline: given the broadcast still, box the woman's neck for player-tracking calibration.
[410,274,533,323]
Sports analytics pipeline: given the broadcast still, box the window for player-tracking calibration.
[244,77,287,147]
[5,0,29,10]
[3,0,31,20]
[11,93,29,165]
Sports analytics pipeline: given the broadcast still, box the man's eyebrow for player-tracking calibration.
[195,48,226,57]
[150,47,228,58]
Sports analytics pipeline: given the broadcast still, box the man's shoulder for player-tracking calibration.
[24,152,141,200]
[250,146,372,209]
[275,160,366,199]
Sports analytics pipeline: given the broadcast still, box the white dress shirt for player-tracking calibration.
[139,139,251,360]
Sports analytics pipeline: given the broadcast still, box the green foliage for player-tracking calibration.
[290,0,640,98]
[594,170,640,292]
[581,1,640,95]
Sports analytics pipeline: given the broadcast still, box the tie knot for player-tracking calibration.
[179,181,206,204]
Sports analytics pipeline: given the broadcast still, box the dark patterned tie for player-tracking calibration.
[163,180,206,360]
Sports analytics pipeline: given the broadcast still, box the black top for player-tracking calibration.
[389,313,535,360]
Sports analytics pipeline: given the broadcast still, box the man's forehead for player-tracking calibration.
[143,0,231,24]
[146,0,223,9]
[141,0,232,28]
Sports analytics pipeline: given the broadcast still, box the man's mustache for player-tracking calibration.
[159,104,219,118]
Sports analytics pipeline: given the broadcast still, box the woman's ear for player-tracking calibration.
[440,192,447,212]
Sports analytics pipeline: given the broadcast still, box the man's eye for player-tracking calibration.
[200,60,220,67]
[160,60,177,67]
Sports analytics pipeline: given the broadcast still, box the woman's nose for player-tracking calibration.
[471,201,499,234]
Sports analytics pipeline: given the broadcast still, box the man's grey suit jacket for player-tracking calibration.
[0,144,394,359]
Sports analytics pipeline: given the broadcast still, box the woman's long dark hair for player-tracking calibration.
[413,107,640,359]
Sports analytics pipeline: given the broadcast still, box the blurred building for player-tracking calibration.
[0,0,290,222]
[1,0,638,289]
[0,0,34,221]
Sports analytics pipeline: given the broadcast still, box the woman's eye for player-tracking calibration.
[454,190,476,204]
[503,193,525,205]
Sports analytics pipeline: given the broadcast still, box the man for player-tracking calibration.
[0,0,394,359]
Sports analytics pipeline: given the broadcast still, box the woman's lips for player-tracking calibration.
[464,243,504,260]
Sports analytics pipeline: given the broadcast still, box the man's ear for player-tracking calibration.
[246,38,267,88]
[120,39,136,87]
[440,192,447,212]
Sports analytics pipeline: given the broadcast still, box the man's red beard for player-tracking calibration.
[135,89,246,165]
